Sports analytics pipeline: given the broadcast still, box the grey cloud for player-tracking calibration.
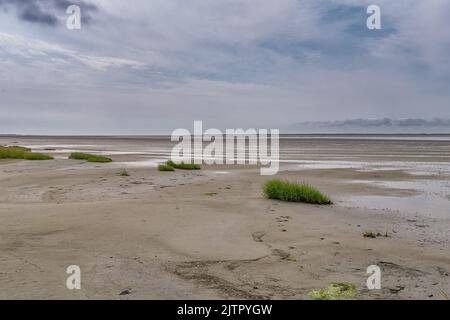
[19,3,57,26]
[297,118,450,128]
[0,0,97,26]
[397,118,450,127]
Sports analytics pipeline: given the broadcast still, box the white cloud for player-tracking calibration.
[0,32,145,71]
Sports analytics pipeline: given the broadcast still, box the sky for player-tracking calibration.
[0,0,450,134]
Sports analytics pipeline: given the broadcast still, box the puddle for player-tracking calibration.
[343,194,449,218]
[342,179,450,218]
[112,159,163,168]
[285,160,450,176]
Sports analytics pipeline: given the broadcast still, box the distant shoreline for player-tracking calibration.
[1,133,450,138]
[1,133,450,143]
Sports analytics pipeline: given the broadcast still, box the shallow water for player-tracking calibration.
[341,179,450,218]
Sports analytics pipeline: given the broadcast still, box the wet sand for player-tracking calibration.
[0,135,449,299]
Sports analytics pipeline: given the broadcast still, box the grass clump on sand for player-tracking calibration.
[158,160,201,172]
[167,160,201,170]
[22,152,53,160]
[118,168,129,176]
[307,283,355,300]
[0,146,53,160]
[158,163,175,171]
[5,146,31,152]
[363,230,390,238]
[363,231,378,238]
[263,179,331,204]
[69,152,112,163]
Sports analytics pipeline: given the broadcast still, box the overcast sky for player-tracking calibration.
[0,0,449,134]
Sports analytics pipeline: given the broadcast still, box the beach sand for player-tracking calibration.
[0,136,449,299]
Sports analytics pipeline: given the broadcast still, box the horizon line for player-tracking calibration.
[2,133,450,138]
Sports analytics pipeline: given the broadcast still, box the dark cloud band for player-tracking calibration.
[297,118,450,128]
[0,0,97,26]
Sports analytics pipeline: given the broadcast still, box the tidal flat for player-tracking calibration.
[0,134,449,299]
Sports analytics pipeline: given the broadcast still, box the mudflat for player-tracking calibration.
[0,135,449,299]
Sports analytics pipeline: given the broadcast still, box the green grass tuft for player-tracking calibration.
[363,230,389,238]
[263,179,331,204]
[118,168,129,176]
[159,160,201,171]
[69,152,112,163]
[158,163,175,171]
[0,146,53,160]
[22,152,53,160]
[8,146,31,152]
[166,160,175,167]
[168,160,201,170]
[307,283,355,300]
[363,231,378,238]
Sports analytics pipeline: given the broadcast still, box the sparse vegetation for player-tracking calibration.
[167,160,201,170]
[22,152,54,160]
[118,168,129,176]
[263,179,331,204]
[0,146,53,160]
[7,146,31,152]
[363,231,378,238]
[439,288,449,300]
[166,160,175,167]
[69,152,112,163]
[307,283,355,300]
[158,163,175,171]
[363,230,389,238]
[158,160,201,172]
